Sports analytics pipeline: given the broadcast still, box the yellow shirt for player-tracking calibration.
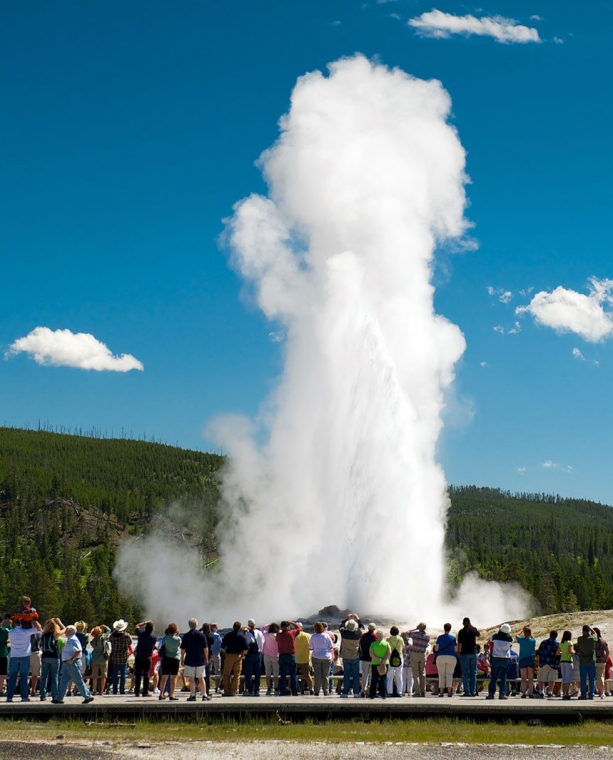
[294,631,311,663]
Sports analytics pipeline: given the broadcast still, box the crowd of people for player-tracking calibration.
[1,598,610,704]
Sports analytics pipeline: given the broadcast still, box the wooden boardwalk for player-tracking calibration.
[1,693,612,721]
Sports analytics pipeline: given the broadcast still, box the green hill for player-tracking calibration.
[0,427,611,622]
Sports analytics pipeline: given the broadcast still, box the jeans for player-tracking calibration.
[134,655,152,696]
[278,653,298,696]
[40,657,60,700]
[460,653,477,696]
[488,657,510,696]
[7,656,30,701]
[243,652,262,694]
[580,662,596,697]
[58,658,92,700]
[111,662,127,694]
[343,658,360,695]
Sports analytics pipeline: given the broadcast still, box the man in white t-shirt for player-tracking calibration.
[7,621,34,702]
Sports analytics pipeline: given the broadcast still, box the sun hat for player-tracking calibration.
[500,623,511,634]
[345,619,358,631]
[417,622,427,631]
[113,619,128,631]
[248,619,256,627]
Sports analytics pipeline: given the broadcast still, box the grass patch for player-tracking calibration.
[2,717,613,746]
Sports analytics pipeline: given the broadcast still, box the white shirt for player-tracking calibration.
[8,626,33,657]
[246,629,265,653]
[62,634,83,663]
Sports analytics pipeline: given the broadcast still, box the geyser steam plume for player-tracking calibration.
[116,55,528,625]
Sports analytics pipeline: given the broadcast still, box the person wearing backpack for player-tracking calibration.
[386,626,404,697]
[434,623,458,697]
[40,618,66,702]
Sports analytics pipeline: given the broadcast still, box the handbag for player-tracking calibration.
[377,663,387,676]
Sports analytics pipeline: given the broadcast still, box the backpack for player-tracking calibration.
[390,646,402,667]
[41,632,58,656]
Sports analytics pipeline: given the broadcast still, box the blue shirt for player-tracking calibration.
[538,637,559,668]
[210,631,222,655]
[516,635,536,659]
[436,633,456,657]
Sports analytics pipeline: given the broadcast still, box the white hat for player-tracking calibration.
[113,619,128,631]
[345,619,358,631]
[500,623,511,634]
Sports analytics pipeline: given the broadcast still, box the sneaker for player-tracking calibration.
[340,694,349,699]
[51,699,64,704]
[202,694,212,701]
[169,696,179,701]
[83,697,95,704]
[485,695,494,700]
[187,695,197,702]
[499,695,507,700]
[159,695,166,700]
[563,695,571,700]
[265,689,272,696]
[21,698,31,702]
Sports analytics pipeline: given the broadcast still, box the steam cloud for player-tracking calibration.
[116,55,529,627]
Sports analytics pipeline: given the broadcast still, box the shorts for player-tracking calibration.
[183,665,205,679]
[209,653,221,675]
[0,657,7,676]
[91,661,108,678]
[30,652,42,678]
[538,664,559,683]
[161,657,180,676]
[519,657,535,670]
[263,654,279,678]
[560,662,573,684]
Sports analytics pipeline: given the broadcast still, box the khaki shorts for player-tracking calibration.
[183,665,205,679]
[263,654,279,678]
[91,661,108,678]
[30,652,41,677]
[538,664,558,683]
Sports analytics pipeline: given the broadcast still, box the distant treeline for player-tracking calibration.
[0,426,612,622]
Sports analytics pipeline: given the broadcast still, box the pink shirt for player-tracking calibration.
[261,625,279,658]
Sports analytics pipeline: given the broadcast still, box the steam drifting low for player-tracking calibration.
[116,55,529,625]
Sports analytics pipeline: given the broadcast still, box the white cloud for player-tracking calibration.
[493,325,505,334]
[268,331,285,343]
[516,277,613,342]
[6,327,144,372]
[553,37,564,44]
[530,14,543,21]
[572,347,585,361]
[508,321,521,334]
[408,9,541,43]
[542,460,574,473]
[517,466,526,475]
[480,361,487,367]
[487,286,513,303]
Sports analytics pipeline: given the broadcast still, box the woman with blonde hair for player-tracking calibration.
[40,618,66,701]
[90,626,111,695]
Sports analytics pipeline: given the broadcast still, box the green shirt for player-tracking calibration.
[576,634,597,665]
[162,634,182,660]
[559,641,573,662]
[369,640,391,665]
[0,627,9,658]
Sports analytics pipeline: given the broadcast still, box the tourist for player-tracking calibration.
[0,617,10,697]
[593,627,609,699]
[55,625,94,704]
[40,618,66,701]
[294,622,313,695]
[457,617,480,697]
[387,626,404,698]
[261,622,280,695]
[209,623,222,692]
[408,622,430,698]
[516,625,536,698]
[181,618,211,701]
[486,623,513,700]
[29,623,42,698]
[6,619,34,702]
[536,630,559,698]
[402,631,413,696]
[158,622,182,700]
[369,630,391,699]
[434,623,457,698]
[75,621,89,677]
[276,621,301,697]
[309,621,334,696]
[576,625,597,700]
[109,619,132,695]
[221,620,247,697]
[134,620,157,697]
[557,630,574,700]
[89,625,111,696]
[359,623,377,697]
[243,619,265,696]
[339,618,361,698]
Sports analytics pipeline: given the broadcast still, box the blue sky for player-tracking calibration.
[2,0,612,502]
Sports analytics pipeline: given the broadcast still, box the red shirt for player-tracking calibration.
[276,628,300,655]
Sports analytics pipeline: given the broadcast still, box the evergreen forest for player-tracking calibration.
[0,426,611,623]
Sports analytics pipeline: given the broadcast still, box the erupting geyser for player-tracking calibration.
[116,55,529,626]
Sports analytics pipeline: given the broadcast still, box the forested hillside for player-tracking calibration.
[0,426,611,622]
